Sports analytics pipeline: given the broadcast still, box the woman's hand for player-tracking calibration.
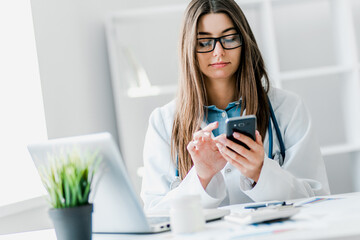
[215,131,264,183]
[187,122,227,189]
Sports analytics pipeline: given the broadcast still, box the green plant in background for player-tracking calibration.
[39,149,102,209]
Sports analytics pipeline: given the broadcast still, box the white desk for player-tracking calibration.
[1,192,360,240]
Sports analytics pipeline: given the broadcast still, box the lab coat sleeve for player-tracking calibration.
[140,107,226,212]
[243,96,330,201]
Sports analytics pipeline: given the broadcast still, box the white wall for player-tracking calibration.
[0,0,48,207]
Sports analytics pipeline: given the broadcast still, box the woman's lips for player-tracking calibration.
[210,62,230,68]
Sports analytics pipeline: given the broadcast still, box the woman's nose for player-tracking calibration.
[213,41,225,57]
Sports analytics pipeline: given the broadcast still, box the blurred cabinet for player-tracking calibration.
[106,0,360,197]
[265,0,360,194]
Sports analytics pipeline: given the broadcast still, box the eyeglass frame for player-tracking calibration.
[196,33,243,53]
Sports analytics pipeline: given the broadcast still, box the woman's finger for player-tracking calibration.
[188,139,204,153]
[202,121,219,133]
[193,130,212,141]
[216,142,250,167]
[217,136,254,160]
[255,130,263,146]
[187,140,197,152]
[232,132,258,151]
[217,144,246,172]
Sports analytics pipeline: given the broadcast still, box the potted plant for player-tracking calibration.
[39,149,101,240]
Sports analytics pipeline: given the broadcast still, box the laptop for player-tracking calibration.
[27,132,229,233]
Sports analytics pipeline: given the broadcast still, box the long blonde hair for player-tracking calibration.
[172,0,270,179]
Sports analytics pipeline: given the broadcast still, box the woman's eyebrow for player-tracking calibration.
[197,27,237,36]
[222,27,237,33]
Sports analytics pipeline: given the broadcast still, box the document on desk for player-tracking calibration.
[293,197,340,206]
[170,219,300,240]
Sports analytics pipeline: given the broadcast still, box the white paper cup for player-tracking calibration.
[170,195,205,234]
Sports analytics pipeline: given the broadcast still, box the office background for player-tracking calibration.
[28,0,360,202]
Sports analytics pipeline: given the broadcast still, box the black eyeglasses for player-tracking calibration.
[196,33,243,53]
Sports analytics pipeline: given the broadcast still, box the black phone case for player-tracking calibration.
[225,115,256,150]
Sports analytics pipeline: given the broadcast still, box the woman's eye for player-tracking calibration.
[223,37,236,43]
[224,34,240,42]
[198,40,212,47]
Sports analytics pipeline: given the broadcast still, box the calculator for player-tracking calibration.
[224,206,300,225]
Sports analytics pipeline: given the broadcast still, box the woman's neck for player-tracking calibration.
[205,76,237,110]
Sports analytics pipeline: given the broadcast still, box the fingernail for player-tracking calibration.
[233,132,240,138]
[216,143,222,149]
[204,132,210,136]
[256,130,260,136]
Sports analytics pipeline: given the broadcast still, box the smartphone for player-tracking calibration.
[225,115,256,150]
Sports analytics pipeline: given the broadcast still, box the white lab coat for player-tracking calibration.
[140,87,330,211]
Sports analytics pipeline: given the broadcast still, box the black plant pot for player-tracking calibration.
[48,204,93,240]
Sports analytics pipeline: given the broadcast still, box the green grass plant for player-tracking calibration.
[39,149,101,209]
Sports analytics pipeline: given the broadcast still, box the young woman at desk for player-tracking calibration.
[141,0,330,211]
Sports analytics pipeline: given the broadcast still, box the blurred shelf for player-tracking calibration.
[321,143,360,157]
[279,65,353,81]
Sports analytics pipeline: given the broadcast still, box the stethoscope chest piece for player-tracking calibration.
[170,176,181,190]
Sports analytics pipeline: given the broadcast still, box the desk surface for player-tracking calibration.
[2,192,360,240]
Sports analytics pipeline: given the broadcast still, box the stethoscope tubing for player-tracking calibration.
[268,96,286,166]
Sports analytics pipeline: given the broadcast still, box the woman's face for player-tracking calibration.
[196,13,241,83]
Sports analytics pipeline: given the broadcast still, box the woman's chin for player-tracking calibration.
[208,74,234,81]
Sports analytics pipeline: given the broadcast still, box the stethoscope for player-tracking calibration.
[170,97,286,190]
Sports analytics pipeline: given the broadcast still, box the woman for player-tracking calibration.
[141,0,330,211]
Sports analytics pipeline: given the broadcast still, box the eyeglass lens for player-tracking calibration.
[196,34,242,53]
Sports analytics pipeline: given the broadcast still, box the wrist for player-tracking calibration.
[252,160,264,183]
